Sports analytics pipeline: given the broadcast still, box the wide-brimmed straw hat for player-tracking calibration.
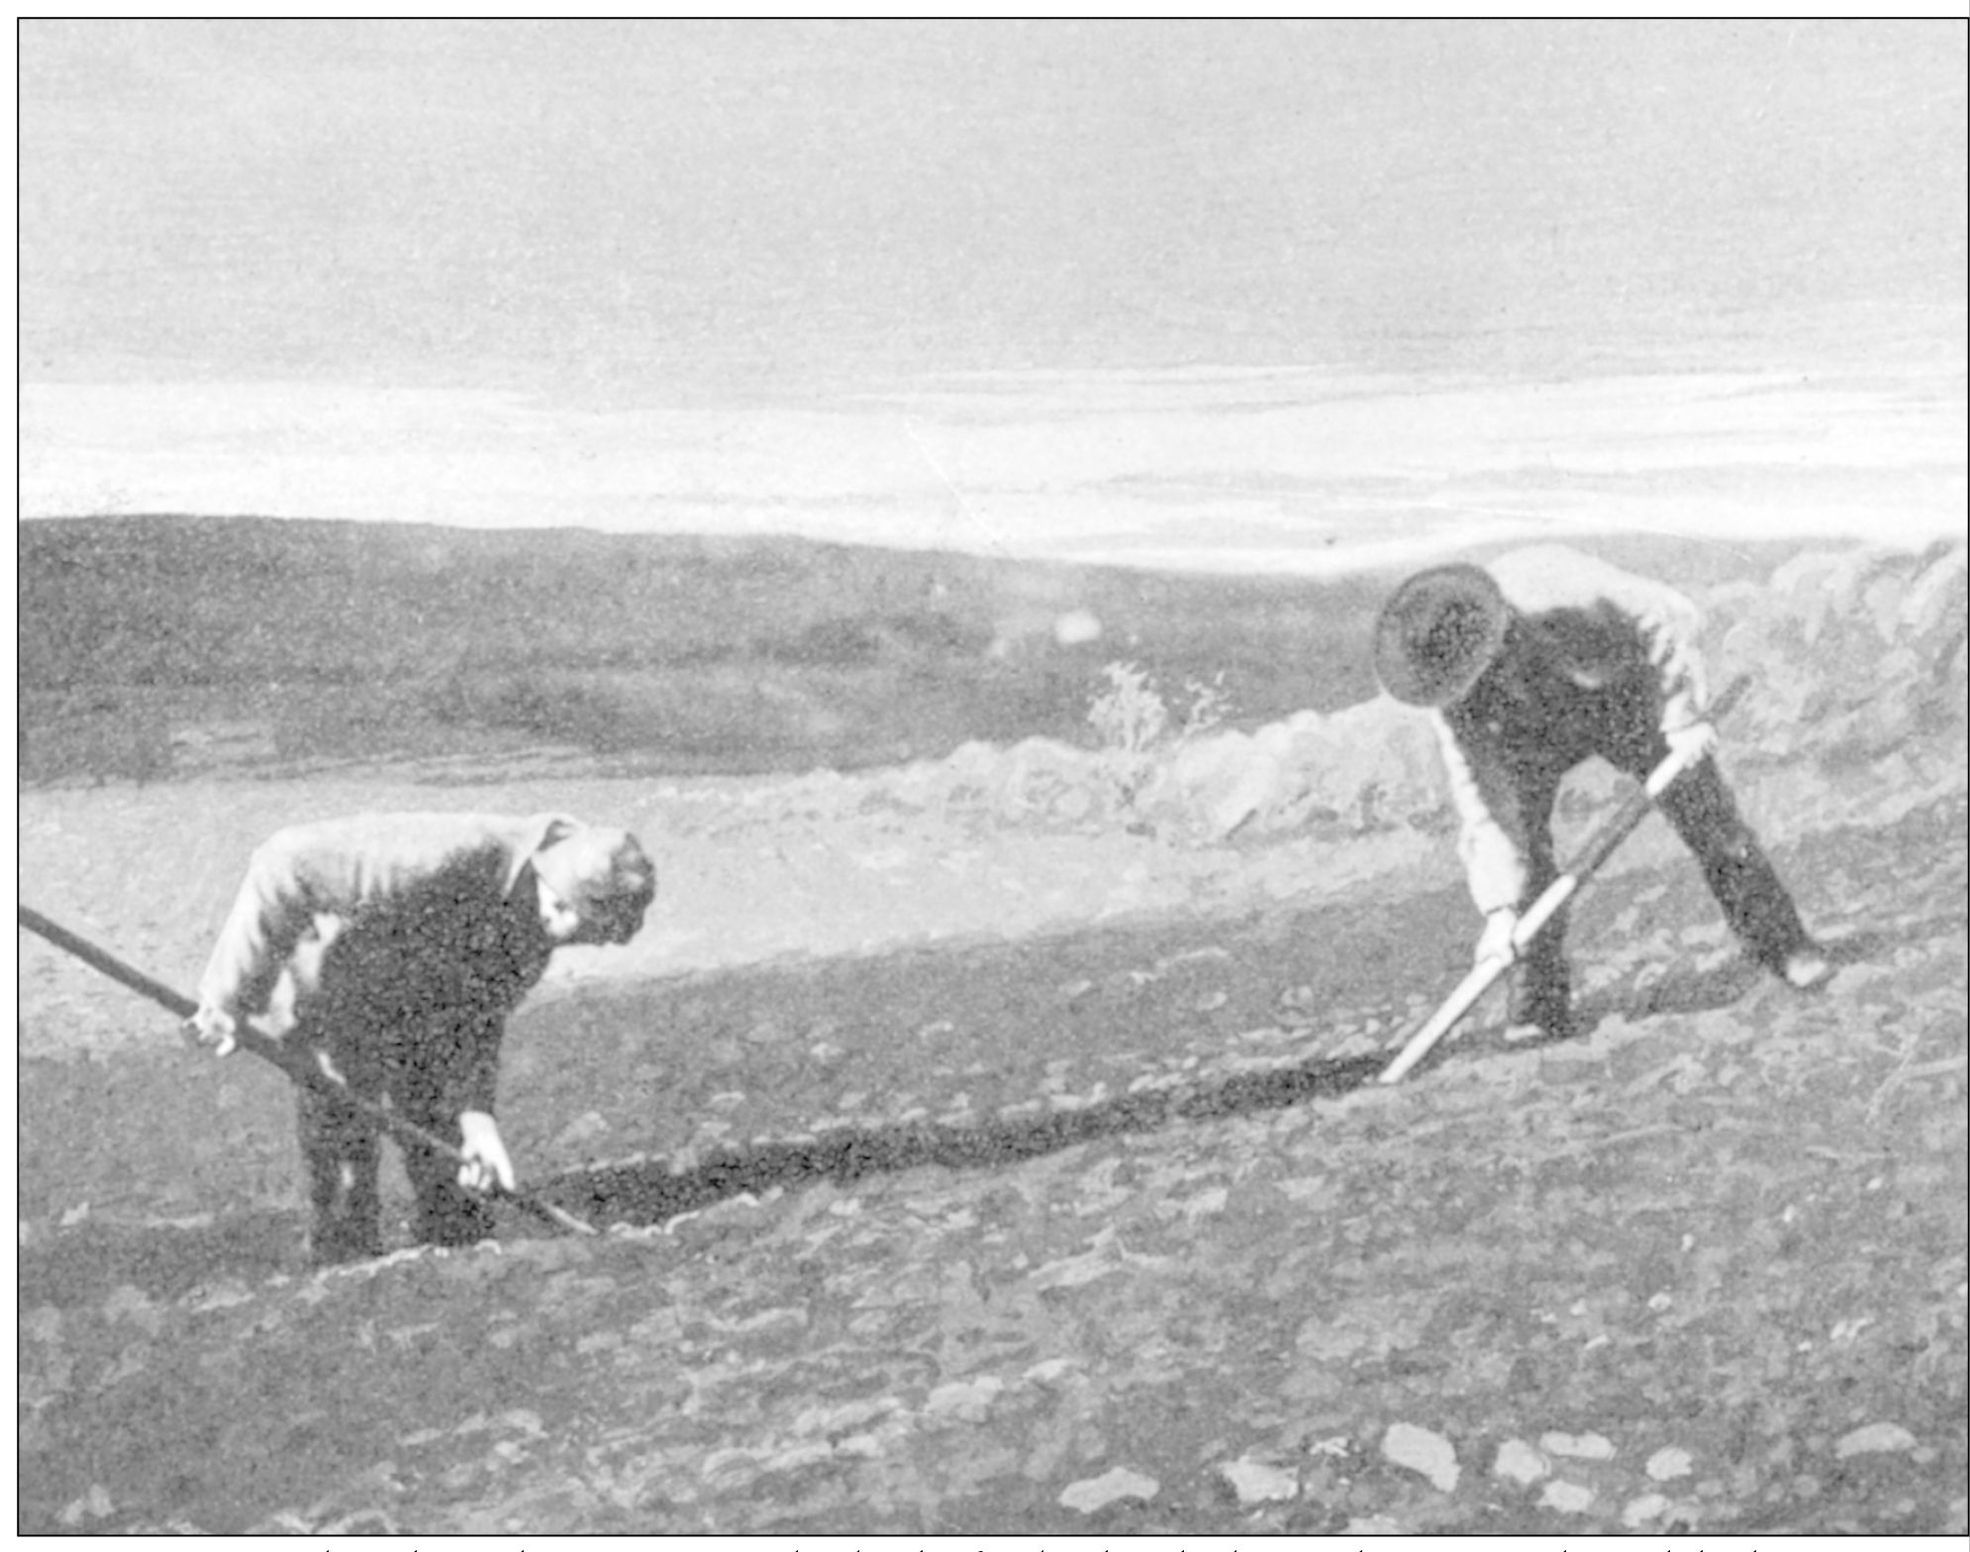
[1372,564,1512,707]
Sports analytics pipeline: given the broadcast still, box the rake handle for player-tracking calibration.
[1378,674,1751,1084]
[17,904,595,1237]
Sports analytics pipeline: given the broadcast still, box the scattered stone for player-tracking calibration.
[248,1508,319,1534]
[1539,1480,1595,1514]
[1646,1445,1695,1481]
[1221,1457,1299,1504]
[761,1441,834,1474]
[1382,1422,1459,1492]
[23,1305,63,1344]
[791,1397,895,1438]
[1836,1422,1918,1459]
[98,1341,152,1387]
[57,1488,115,1529]
[700,1445,760,1487]
[1541,1430,1616,1461]
[101,1284,162,1337]
[1493,1438,1549,1486]
[1622,1491,1671,1528]
[552,1110,611,1149]
[185,1280,255,1313]
[316,1509,401,1534]
[1060,1466,1159,1513]
[924,1376,1003,1422]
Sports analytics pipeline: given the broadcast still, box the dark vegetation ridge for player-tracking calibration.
[18,514,1812,784]
[20,515,1380,781]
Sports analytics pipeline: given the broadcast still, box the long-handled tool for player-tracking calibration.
[17,904,596,1237]
[1379,674,1752,1084]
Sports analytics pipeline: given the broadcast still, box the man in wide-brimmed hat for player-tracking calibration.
[187,812,656,1265]
[1375,545,1830,1043]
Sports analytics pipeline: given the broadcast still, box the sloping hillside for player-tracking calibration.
[16,530,1964,1533]
[17,791,1966,1534]
[18,516,1811,782]
[17,516,1370,779]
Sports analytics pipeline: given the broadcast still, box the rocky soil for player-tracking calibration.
[17,786,1966,1534]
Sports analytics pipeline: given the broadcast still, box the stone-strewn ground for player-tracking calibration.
[18,793,1965,1534]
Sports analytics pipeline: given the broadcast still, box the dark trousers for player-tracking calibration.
[294,1022,498,1267]
[1510,750,1815,1035]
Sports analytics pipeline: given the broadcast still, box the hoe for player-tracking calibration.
[1380,674,1752,1083]
[17,904,596,1238]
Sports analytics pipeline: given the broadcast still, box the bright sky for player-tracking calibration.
[23,20,1967,390]
[17,21,1968,567]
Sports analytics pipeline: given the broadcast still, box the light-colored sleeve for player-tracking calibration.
[1432,713,1527,916]
[1624,581,1709,734]
[194,832,333,1019]
[193,811,578,1025]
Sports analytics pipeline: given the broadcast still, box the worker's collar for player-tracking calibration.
[501,813,581,898]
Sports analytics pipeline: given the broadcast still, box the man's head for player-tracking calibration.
[529,822,657,946]
[1372,564,1513,708]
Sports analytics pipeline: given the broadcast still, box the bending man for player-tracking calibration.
[1373,546,1830,1043]
[188,812,656,1265]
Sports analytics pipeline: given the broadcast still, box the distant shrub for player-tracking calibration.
[1180,672,1232,742]
[1087,661,1231,820]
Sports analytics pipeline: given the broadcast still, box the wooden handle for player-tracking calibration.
[1378,674,1753,1084]
[17,905,595,1236]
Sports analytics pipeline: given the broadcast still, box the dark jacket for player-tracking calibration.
[1432,547,1709,914]
[195,812,652,1116]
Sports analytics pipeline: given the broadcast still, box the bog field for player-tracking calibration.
[15,524,1968,1534]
